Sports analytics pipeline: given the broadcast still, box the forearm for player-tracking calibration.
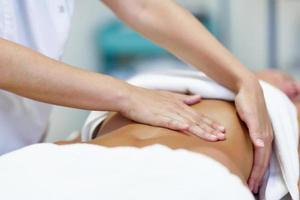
[102,0,257,92]
[0,38,130,111]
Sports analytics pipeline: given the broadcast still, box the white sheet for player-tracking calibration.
[82,70,299,200]
[0,143,254,200]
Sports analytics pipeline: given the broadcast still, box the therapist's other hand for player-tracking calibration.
[120,86,226,141]
[235,80,273,193]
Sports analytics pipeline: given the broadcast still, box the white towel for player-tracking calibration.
[0,143,254,200]
[82,70,299,200]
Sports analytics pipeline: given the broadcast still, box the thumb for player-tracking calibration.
[173,94,201,105]
[184,95,202,105]
[240,112,265,148]
[247,123,265,148]
[251,135,265,147]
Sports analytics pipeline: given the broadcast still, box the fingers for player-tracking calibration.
[187,124,219,141]
[247,145,271,193]
[159,116,220,141]
[236,106,271,192]
[159,92,226,141]
[157,109,226,141]
[189,113,225,140]
[179,101,226,131]
[242,109,266,148]
[253,137,265,147]
[126,89,226,142]
[248,129,272,193]
[173,93,202,105]
[189,117,226,141]
[158,116,190,131]
[199,114,226,133]
[234,82,274,193]
[184,95,202,105]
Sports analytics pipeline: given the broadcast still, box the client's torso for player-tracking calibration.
[90,100,253,183]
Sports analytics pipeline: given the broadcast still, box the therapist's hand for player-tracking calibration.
[119,86,226,141]
[235,80,273,193]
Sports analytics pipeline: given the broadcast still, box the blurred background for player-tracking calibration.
[46,0,300,142]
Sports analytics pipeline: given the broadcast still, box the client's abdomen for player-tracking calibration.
[91,100,253,183]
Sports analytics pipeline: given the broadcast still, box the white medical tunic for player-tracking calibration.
[0,0,74,154]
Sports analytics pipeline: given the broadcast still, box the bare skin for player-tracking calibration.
[57,98,300,193]
[257,70,300,190]
[58,100,254,184]
[257,70,300,171]
[0,0,273,189]
[57,70,300,192]
[257,70,300,102]
[103,1,274,190]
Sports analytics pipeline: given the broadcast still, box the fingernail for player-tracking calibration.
[209,135,218,140]
[185,95,201,104]
[254,185,259,194]
[218,126,225,132]
[255,139,265,147]
[217,133,225,140]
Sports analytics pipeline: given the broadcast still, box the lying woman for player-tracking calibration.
[0,70,297,200]
[59,100,253,181]
[57,69,300,197]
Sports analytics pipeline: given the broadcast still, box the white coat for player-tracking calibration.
[0,0,74,154]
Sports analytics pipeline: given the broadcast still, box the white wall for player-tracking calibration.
[177,0,269,70]
[228,0,268,70]
[179,0,269,70]
[226,0,300,73]
[278,0,300,71]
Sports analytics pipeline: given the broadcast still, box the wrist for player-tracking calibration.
[234,70,259,93]
[237,75,263,97]
[112,81,135,113]
[94,74,134,113]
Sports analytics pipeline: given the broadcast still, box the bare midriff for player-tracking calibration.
[86,100,254,183]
